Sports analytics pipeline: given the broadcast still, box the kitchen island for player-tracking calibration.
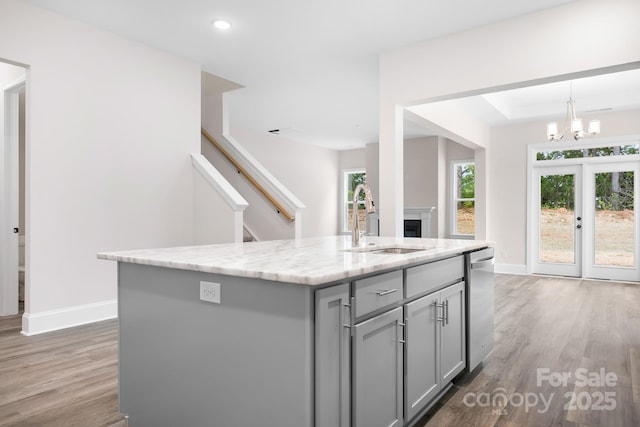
[99,236,493,427]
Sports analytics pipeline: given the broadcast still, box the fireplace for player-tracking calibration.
[369,207,435,238]
[404,220,422,237]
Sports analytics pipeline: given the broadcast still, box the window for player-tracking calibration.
[452,161,475,237]
[343,169,366,233]
[536,144,639,161]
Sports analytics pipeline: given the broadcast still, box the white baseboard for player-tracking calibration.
[495,263,528,275]
[21,299,117,336]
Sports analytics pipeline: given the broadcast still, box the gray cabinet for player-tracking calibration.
[353,307,404,427]
[405,293,439,421]
[405,255,464,298]
[315,255,473,427]
[405,281,466,423]
[315,284,351,427]
[440,282,466,384]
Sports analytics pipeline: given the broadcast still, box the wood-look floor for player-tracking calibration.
[420,274,640,427]
[1,274,638,426]
[0,314,125,427]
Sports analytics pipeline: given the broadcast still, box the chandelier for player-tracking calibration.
[546,82,601,141]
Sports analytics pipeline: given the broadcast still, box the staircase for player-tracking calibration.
[199,128,305,242]
[199,71,305,243]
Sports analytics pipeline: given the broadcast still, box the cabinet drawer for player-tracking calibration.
[406,255,464,298]
[354,270,403,317]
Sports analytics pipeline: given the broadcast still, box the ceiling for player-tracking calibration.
[28,0,639,150]
[441,68,640,126]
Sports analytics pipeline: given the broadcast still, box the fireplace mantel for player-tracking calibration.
[368,207,436,238]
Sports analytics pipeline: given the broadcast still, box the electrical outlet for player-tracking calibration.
[200,281,221,304]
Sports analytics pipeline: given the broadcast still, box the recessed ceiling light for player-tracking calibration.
[212,20,231,30]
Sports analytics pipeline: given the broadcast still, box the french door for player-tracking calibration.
[532,161,639,281]
[584,162,639,281]
[532,165,583,277]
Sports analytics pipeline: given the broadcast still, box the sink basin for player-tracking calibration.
[370,247,425,254]
[346,245,434,254]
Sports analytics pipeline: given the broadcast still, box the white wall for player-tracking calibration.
[0,1,201,334]
[381,0,640,104]
[365,143,379,206]
[338,148,364,172]
[404,137,437,208]
[378,0,640,239]
[404,137,438,208]
[404,137,439,237]
[490,108,640,272]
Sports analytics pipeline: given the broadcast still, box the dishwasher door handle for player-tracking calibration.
[471,258,494,270]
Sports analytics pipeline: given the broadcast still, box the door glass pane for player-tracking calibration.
[456,201,474,235]
[539,174,575,264]
[594,170,635,267]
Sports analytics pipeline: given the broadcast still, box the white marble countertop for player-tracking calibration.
[98,236,492,286]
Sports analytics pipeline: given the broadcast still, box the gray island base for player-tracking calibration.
[100,236,494,427]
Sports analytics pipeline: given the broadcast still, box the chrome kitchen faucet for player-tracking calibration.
[352,183,375,246]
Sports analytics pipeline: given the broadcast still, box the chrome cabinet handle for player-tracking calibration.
[444,300,449,326]
[398,321,406,344]
[471,258,494,269]
[343,297,355,336]
[376,288,397,296]
[434,301,445,325]
[343,300,351,329]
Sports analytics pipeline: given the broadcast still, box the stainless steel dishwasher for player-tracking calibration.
[465,247,495,373]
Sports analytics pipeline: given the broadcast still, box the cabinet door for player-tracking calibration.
[405,292,440,421]
[315,284,350,427]
[440,281,466,384]
[353,307,404,427]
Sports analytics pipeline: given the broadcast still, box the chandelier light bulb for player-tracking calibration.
[546,122,559,141]
[588,120,601,135]
[571,119,583,134]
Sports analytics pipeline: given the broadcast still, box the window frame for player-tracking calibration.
[451,160,475,238]
[341,168,366,233]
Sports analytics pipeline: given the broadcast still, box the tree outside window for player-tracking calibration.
[452,161,475,236]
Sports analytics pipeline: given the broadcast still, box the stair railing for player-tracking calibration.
[201,128,295,222]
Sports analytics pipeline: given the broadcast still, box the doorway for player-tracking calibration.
[1,63,26,316]
[531,148,639,281]
[532,164,583,277]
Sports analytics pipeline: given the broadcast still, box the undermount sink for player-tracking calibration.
[370,247,425,254]
[347,245,433,254]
